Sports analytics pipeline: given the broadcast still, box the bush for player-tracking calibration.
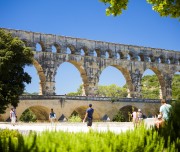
[19,109,37,122]
[153,99,180,151]
[112,111,125,122]
[0,129,24,151]
[68,115,82,122]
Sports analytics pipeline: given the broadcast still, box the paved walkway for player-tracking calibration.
[0,118,155,135]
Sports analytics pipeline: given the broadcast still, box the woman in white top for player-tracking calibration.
[10,108,16,126]
[132,109,138,127]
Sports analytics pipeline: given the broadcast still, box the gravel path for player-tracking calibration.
[0,118,155,135]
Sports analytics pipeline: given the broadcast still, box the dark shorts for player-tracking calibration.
[87,118,92,126]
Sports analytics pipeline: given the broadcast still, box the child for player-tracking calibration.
[155,114,163,129]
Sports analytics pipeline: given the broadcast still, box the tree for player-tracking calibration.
[0,29,33,113]
[141,74,180,100]
[96,84,128,97]
[141,75,160,99]
[99,0,128,16]
[172,74,180,100]
[67,84,83,96]
[19,109,37,122]
[147,0,180,19]
[99,0,180,20]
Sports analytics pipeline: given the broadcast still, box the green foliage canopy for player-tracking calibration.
[147,0,180,19]
[99,0,128,16]
[96,84,127,97]
[19,109,37,122]
[172,74,180,100]
[0,30,33,113]
[141,75,160,99]
[99,0,180,20]
[141,74,180,100]
[67,74,179,99]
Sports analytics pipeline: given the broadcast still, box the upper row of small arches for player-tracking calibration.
[34,43,179,65]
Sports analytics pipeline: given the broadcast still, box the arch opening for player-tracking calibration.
[112,105,138,122]
[19,106,49,122]
[172,72,180,100]
[55,61,87,95]
[66,47,71,54]
[52,45,57,53]
[137,55,141,61]
[36,43,42,52]
[105,51,109,58]
[116,53,120,59]
[93,50,97,57]
[98,66,129,98]
[142,69,161,99]
[80,49,85,56]
[24,59,45,95]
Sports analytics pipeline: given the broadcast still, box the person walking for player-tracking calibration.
[137,109,143,125]
[159,99,172,122]
[132,109,138,128]
[49,108,56,125]
[10,108,16,126]
[83,104,94,128]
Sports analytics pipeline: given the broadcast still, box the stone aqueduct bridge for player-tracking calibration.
[0,28,179,121]
[2,28,180,99]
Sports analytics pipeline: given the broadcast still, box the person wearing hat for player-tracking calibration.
[83,104,94,128]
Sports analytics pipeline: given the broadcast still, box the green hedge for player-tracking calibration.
[0,126,179,152]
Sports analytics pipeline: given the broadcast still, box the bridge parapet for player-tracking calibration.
[19,95,160,103]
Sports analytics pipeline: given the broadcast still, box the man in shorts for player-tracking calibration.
[83,104,94,128]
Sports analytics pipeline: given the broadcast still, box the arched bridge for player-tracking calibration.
[0,95,161,122]
[1,28,180,99]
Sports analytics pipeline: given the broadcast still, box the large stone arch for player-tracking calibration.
[32,59,46,95]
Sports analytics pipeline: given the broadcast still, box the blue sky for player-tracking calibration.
[0,0,180,94]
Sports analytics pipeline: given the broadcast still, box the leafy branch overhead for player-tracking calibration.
[99,0,180,20]
[99,0,128,16]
